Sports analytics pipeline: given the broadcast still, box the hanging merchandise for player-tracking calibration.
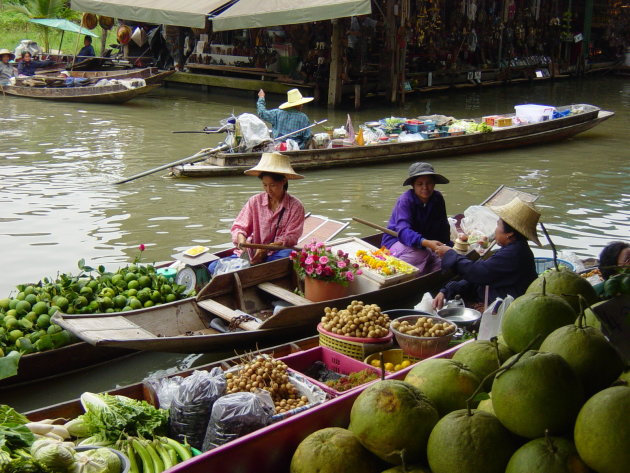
[82,13,97,30]
[98,16,114,30]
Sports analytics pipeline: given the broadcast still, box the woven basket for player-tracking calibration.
[98,15,114,30]
[82,13,98,30]
[317,323,394,360]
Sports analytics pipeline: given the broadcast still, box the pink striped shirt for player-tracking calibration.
[231,192,305,256]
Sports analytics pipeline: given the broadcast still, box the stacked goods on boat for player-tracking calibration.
[0,260,193,357]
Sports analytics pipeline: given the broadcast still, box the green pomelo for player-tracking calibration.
[349,380,438,465]
[574,386,630,473]
[505,435,591,473]
[31,301,48,316]
[290,427,381,473]
[381,465,430,473]
[477,396,494,415]
[618,369,630,385]
[0,298,10,311]
[15,300,31,315]
[527,268,598,313]
[539,319,624,396]
[581,305,602,331]
[427,409,519,473]
[501,289,576,352]
[492,350,583,439]
[452,340,514,391]
[404,359,480,417]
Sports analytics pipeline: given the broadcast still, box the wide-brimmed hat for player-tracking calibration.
[490,197,542,246]
[403,162,449,186]
[244,152,304,180]
[278,88,314,109]
[0,49,15,60]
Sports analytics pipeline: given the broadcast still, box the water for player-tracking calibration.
[1,76,628,410]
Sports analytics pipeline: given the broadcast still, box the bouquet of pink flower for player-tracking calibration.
[290,240,362,285]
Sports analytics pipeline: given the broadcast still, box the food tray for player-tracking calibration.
[280,346,379,396]
[317,324,394,361]
[184,246,209,257]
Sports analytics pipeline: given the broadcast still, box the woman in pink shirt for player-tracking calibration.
[231,152,305,265]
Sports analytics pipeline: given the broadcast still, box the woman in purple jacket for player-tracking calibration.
[382,162,452,274]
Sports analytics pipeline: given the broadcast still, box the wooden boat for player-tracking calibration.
[51,67,174,85]
[25,335,470,473]
[0,81,161,104]
[171,104,613,178]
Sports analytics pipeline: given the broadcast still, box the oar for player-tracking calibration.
[114,143,229,185]
[352,217,398,237]
[240,243,300,252]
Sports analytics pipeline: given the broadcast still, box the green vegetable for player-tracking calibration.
[78,448,121,473]
[31,442,75,472]
[0,405,34,452]
[78,393,168,442]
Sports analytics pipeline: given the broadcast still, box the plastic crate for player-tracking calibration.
[280,346,379,396]
[317,324,394,360]
[534,257,575,274]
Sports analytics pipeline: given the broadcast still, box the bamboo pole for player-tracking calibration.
[352,217,398,237]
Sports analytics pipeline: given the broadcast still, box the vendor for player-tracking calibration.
[257,88,313,149]
[17,51,55,76]
[432,197,539,310]
[382,162,452,274]
[0,49,17,84]
[77,35,95,58]
[594,241,629,297]
[208,152,305,275]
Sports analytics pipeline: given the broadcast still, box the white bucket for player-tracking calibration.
[514,104,556,123]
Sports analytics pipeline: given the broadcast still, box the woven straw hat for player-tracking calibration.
[244,152,304,180]
[278,88,314,109]
[490,197,542,246]
[0,49,15,60]
[117,25,132,45]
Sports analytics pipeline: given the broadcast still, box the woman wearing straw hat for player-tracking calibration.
[257,88,313,149]
[0,49,17,85]
[432,197,540,310]
[208,152,305,274]
[382,162,452,275]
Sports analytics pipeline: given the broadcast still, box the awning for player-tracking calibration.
[211,0,372,32]
[70,0,232,28]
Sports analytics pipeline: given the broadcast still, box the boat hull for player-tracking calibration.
[173,105,613,177]
[0,83,161,103]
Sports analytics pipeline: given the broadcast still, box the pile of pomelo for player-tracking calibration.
[0,260,191,357]
[290,267,629,473]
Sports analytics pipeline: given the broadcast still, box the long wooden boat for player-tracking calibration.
[0,82,161,104]
[25,335,470,473]
[172,104,613,178]
[56,67,174,85]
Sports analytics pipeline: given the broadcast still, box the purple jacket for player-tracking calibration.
[439,239,537,302]
[382,189,451,249]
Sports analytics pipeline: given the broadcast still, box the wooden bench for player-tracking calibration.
[197,299,261,331]
[257,282,311,306]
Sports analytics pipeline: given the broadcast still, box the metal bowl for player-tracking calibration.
[438,307,481,326]
[390,315,456,359]
[74,446,130,473]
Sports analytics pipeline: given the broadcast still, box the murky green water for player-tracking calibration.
[1,76,628,410]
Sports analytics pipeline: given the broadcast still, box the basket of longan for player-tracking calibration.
[390,315,457,359]
[317,301,394,360]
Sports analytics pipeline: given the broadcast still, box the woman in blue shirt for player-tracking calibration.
[17,51,55,76]
[382,162,452,274]
[433,197,539,310]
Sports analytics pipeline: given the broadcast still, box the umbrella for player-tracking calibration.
[28,18,99,56]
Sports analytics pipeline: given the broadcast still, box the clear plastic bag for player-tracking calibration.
[461,205,499,239]
[212,256,250,277]
[478,296,514,340]
[397,131,424,142]
[144,375,184,410]
[202,391,275,451]
[168,368,226,450]
[414,292,437,315]
[237,113,272,151]
[361,126,385,144]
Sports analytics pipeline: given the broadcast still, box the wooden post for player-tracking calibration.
[354,84,361,109]
[386,1,397,103]
[328,19,342,107]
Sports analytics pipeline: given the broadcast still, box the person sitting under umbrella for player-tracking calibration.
[77,35,95,58]
[17,51,55,76]
[257,88,313,149]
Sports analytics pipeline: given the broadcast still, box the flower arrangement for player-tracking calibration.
[355,247,417,276]
[290,240,362,285]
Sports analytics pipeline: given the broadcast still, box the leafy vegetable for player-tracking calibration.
[31,443,75,472]
[0,405,35,452]
[78,393,168,441]
[0,351,21,381]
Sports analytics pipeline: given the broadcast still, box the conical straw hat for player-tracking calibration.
[489,197,542,246]
[244,152,304,180]
[0,49,15,60]
[278,88,314,109]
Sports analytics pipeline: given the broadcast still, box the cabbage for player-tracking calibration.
[31,443,75,472]
[83,449,121,473]
[73,454,109,473]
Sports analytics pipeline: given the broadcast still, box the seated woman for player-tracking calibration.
[382,162,452,274]
[432,197,540,310]
[17,51,55,77]
[594,241,629,297]
[209,152,305,275]
[0,49,17,85]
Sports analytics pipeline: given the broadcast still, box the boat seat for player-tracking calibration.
[197,299,261,331]
[256,282,310,306]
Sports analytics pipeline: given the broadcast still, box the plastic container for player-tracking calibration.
[280,346,378,395]
[317,323,394,360]
[390,315,456,359]
[364,348,419,371]
[514,104,555,123]
[534,257,575,274]
[157,267,177,281]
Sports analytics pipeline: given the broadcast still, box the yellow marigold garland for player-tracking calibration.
[355,247,416,276]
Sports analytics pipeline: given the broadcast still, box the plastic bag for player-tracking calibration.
[414,292,437,315]
[361,126,385,144]
[397,131,424,142]
[212,256,250,277]
[333,127,347,138]
[477,296,514,340]
[312,133,331,149]
[169,368,226,450]
[461,205,499,239]
[237,113,271,151]
[202,391,275,451]
[144,375,184,410]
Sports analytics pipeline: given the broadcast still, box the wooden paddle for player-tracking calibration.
[240,243,300,252]
[352,217,398,237]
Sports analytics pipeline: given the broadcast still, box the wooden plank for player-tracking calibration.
[165,72,313,94]
[197,299,261,331]
[257,282,310,306]
[328,20,342,106]
[58,316,157,341]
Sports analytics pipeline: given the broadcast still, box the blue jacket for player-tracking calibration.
[17,60,55,76]
[439,239,537,302]
[382,189,451,249]
[78,45,95,58]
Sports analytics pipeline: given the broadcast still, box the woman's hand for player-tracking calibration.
[432,292,446,310]
[422,239,444,252]
[236,234,247,249]
[251,249,267,264]
[434,245,453,258]
[258,89,265,98]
